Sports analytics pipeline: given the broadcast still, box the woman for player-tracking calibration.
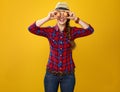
[28,2,94,92]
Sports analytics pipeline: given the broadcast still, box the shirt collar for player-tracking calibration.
[54,24,67,32]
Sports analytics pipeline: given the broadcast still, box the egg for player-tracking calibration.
[56,12,60,17]
[63,12,69,17]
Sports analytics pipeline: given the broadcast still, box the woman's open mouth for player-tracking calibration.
[59,18,65,22]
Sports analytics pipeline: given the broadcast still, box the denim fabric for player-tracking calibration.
[44,70,75,92]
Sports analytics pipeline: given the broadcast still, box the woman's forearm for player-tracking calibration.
[74,17,89,29]
[36,11,58,27]
[36,16,50,27]
[78,19,89,29]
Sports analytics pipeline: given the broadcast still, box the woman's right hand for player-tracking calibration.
[47,11,58,20]
[36,11,58,27]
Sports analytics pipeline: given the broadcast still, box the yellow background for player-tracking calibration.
[0,0,120,92]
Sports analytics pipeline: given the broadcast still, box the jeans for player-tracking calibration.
[44,70,76,92]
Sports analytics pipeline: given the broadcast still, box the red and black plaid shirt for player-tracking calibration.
[28,22,94,73]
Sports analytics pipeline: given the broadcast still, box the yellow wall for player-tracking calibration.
[0,0,120,92]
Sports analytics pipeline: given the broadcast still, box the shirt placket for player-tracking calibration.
[58,32,64,71]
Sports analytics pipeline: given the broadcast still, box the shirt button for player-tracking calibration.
[60,41,63,44]
[60,36,63,38]
[58,61,62,67]
[60,48,63,50]
[59,67,62,70]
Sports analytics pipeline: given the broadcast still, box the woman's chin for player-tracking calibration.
[58,21,66,25]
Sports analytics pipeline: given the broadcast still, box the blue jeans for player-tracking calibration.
[44,70,76,92]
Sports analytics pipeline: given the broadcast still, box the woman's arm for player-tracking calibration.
[36,17,50,27]
[77,19,89,29]
[67,11,90,29]
[28,11,57,37]
[36,11,57,27]
[67,11,94,40]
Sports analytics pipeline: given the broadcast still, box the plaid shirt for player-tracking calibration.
[28,22,94,73]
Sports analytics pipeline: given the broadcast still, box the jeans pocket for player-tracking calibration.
[45,71,56,78]
[69,72,75,78]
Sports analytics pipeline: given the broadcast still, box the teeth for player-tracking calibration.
[59,18,66,22]
[60,19,64,21]
[60,20,64,22]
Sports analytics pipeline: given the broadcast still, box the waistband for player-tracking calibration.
[46,69,75,76]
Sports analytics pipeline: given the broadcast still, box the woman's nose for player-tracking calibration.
[60,12,69,17]
[60,12,64,16]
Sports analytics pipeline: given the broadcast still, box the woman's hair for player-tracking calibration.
[66,20,76,50]
[55,5,76,50]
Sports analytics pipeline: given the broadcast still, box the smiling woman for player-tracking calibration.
[28,2,94,92]
[1,0,120,92]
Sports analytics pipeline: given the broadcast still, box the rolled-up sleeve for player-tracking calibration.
[70,25,94,40]
[28,22,50,38]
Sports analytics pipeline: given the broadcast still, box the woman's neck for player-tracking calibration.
[57,23,66,32]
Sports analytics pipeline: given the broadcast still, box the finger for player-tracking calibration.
[50,10,57,15]
[50,13,54,17]
[67,17,72,19]
[70,12,75,17]
[54,16,58,19]
[67,16,75,20]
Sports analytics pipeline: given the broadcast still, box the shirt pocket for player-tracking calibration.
[49,35,59,48]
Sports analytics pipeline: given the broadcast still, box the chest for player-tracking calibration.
[48,30,71,48]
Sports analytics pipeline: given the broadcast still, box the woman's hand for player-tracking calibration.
[67,11,77,21]
[46,10,79,22]
[47,11,58,20]
[67,11,81,24]
[36,11,58,27]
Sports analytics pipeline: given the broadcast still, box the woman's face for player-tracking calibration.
[55,10,69,25]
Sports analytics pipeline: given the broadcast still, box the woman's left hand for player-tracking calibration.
[67,11,77,21]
